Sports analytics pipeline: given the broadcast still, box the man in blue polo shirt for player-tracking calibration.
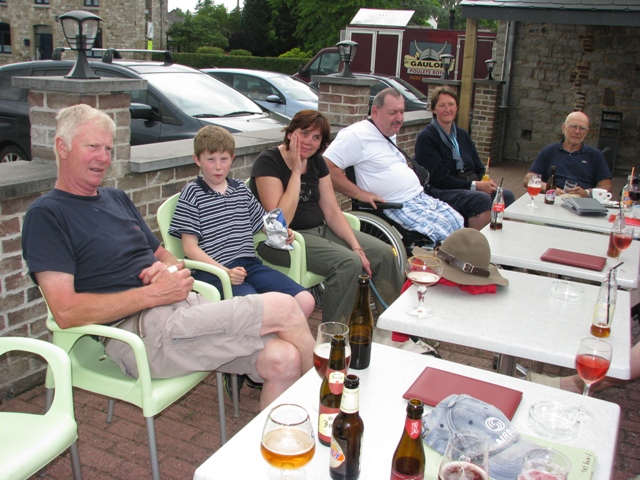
[523,111,612,198]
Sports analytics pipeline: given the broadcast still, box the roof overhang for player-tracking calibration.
[460,0,640,27]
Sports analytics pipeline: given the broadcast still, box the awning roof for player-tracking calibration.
[460,0,640,26]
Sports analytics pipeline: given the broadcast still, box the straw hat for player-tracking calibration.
[415,228,508,287]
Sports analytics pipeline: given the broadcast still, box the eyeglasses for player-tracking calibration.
[565,123,589,132]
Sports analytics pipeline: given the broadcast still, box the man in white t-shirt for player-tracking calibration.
[324,87,463,243]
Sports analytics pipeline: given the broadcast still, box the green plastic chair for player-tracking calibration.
[0,336,82,480]
[44,280,226,480]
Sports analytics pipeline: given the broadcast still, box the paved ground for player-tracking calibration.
[3,160,637,479]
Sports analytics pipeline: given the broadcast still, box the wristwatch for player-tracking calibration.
[586,189,592,198]
[470,181,477,191]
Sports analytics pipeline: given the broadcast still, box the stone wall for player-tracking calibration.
[0,0,167,66]
[493,22,640,175]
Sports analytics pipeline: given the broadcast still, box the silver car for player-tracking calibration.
[202,68,318,119]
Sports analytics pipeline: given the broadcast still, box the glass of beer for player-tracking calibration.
[405,256,443,318]
[260,404,316,479]
[313,322,351,378]
[438,432,489,480]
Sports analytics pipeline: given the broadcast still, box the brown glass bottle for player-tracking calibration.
[545,166,557,204]
[319,335,347,446]
[390,399,425,480]
[348,275,373,370]
[330,374,364,480]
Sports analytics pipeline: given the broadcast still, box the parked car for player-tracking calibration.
[310,73,429,113]
[202,68,318,119]
[0,49,288,162]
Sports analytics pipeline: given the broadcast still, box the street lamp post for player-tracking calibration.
[337,40,358,78]
[440,54,455,80]
[485,59,498,80]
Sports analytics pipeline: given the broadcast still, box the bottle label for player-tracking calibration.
[328,370,346,395]
[330,437,346,468]
[405,418,421,440]
[318,408,339,443]
[491,203,504,212]
[391,470,424,480]
[545,189,556,202]
[339,388,359,413]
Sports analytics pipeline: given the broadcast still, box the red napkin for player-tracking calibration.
[609,214,640,227]
[390,278,497,342]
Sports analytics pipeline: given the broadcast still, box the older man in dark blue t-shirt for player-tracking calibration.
[524,111,612,198]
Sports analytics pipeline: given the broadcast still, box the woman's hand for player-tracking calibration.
[353,248,372,277]
[226,266,247,285]
[289,132,303,175]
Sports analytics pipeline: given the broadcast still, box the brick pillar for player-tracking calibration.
[12,76,146,179]
[313,75,375,127]
[471,80,503,164]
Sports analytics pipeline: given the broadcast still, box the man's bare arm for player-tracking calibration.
[596,178,613,192]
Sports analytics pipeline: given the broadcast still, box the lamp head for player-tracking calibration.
[439,54,455,80]
[58,10,102,79]
[485,59,497,80]
[337,40,358,78]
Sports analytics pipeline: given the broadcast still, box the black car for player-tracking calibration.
[0,49,288,162]
[310,73,429,113]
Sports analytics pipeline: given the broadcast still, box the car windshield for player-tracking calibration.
[385,77,428,102]
[267,76,318,102]
[141,71,263,117]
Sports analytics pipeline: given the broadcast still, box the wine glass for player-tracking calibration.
[574,337,612,422]
[260,404,316,480]
[526,174,542,208]
[313,322,351,379]
[438,432,489,480]
[404,256,443,318]
[612,225,633,268]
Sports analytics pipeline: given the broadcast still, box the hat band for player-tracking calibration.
[437,248,491,278]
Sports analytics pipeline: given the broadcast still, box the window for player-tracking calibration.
[34,0,50,4]
[84,0,100,6]
[0,23,10,54]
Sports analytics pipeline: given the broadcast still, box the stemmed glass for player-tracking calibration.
[574,337,612,422]
[438,432,489,480]
[312,322,351,379]
[260,404,316,480]
[612,225,633,271]
[404,256,443,318]
[527,174,542,208]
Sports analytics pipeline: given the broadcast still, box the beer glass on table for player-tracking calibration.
[437,432,489,480]
[313,322,351,378]
[260,404,315,480]
[526,174,542,208]
[404,256,443,318]
[574,337,612,422]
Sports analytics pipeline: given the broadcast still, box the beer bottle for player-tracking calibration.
[490,186,505,230]
[591,268,617,338]
[391,399,425,480]
[319,335,347,446]
[330,374,364,480]
[348,275,373,370]
[545,166,557,204]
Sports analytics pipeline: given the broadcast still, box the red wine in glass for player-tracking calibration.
[576,353,611,384]
[613,233,633,251]
[527,185,541,197]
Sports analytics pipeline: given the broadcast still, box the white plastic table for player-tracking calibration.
[481,222,639,289]
[376,269,631,379]
[504,193,621,234]
[193,344,620,480]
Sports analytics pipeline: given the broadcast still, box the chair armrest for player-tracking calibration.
[254,231,304,284]
[182,259,233,300]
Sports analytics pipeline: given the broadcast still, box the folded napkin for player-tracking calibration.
[391,279,497,342]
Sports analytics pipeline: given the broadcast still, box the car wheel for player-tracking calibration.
[0,145,28,163]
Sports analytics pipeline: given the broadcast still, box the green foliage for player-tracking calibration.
[197,46,226,55]
[229,49,253,56]
[167,11,230,52]
[173,53,305,74]
[279,47,312,59]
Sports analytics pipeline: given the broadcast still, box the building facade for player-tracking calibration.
[0,0,169,65]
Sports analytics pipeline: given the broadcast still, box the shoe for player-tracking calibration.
[222,373,244,401]
[411,338,442,358]
[526,371,561,389]
[244,375,263,391]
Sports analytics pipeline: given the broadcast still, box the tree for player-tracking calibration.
[229,0,274,56]
[167,11,229,52]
